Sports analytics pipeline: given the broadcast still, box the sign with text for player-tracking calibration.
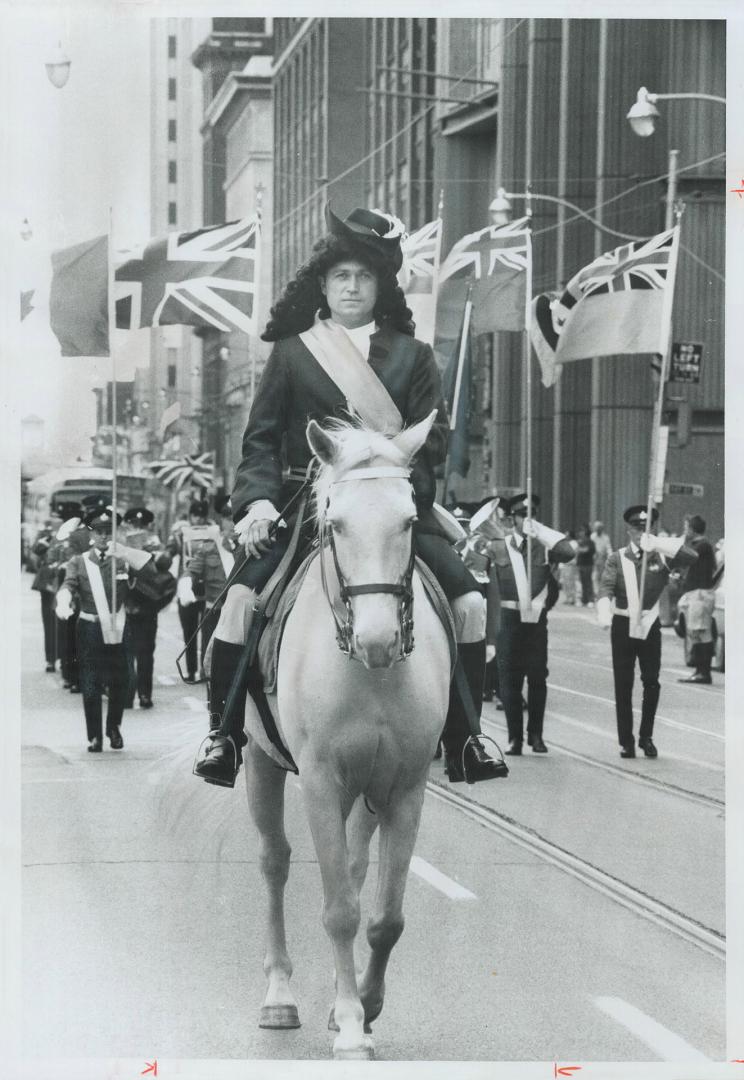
[666,482,704,497]
[670,341,703,383]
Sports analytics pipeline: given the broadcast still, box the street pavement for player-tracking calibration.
[17,578,726,1064]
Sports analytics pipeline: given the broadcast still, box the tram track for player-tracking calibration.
[480,714,724,811]
[425,777,725,961]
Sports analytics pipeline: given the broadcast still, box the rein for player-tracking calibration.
[318,465,416,662]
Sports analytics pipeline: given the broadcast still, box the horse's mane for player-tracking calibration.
[311,417,409,522]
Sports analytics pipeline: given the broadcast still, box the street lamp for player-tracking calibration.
[626,85,726,137]
[489,186,646,242]
[45,42,71,89]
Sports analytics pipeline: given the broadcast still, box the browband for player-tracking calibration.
[332,466,411,484]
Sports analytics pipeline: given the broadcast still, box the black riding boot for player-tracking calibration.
[193,639,249,788]
[442,640,508,783]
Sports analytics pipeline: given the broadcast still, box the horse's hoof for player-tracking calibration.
[333,1037,375,1061]
[328,1007,371,1034]
[259,1004,301,1029]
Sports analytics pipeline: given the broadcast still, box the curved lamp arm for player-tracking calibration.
[492,188,648,242]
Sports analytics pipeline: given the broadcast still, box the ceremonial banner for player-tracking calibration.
[158,400,182,439]
[49,235,110,357]
[436,217,531,343]
[115,216,261,335]
[148,452,215,491]
[398,217,443,346]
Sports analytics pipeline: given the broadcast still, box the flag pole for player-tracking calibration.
[108,206,118,641]
[442,285,473,504]
[524,194,534,597]
[635,214,682,637]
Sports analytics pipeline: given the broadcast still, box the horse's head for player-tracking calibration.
[306,410,438,669]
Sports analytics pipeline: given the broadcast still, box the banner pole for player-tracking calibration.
[635,218,682,637]
[108,206,118,641]
[442,288,473,505]
[524,203,534,598]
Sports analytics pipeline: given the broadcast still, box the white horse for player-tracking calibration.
[242,409,451,1060]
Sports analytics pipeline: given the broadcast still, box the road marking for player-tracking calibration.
[409,855,476,900]
[594,996,710,1061]
[550,650,725,695]
[181,695,204,712]
[545,682,724,741]
[156,675,179,686]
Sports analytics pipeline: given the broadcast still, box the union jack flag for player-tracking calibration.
[436,217,531,340]
[115,217,261,335]
[147,452,215,492]
[398,218,443,345]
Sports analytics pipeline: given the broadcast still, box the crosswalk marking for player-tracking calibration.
[409,855,476,900]
[594,996,709,1061]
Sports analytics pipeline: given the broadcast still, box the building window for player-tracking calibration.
[167,363,177,388]
[168,201,177,225]
[168,77,177,101]
[168,119,176,141]
[168,34,176,59]
[168,160,177,183]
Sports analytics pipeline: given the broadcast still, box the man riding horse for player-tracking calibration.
[193,204,503,788]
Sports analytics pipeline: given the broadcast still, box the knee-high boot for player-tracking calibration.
[442,640,508,783]
[193,638,249,788]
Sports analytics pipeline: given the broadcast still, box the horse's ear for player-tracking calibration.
[306,419,338,464]
[392,409,438,462]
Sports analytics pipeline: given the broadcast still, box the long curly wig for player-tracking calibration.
[261,234,415,342]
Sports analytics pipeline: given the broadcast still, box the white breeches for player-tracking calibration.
[451,591,486,644]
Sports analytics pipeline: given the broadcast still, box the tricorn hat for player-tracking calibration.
[123,506,154,527]
[623,504,659,526]
[325,204,406,272]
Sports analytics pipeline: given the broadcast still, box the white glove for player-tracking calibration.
[522,518,566,551]
[596,596,613,629]
[177,575,197,606]
[639,533,684,558]
[485,644,496,664]
[106,541,151,571]
[55,588,74,620]
[235,500,281,559]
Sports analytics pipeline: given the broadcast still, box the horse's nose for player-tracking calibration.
[355,631,400,669]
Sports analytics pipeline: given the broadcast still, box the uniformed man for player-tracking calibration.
[187,494,237,678]
[167,499,214,682]
[55,506,164,752]
[597,505,697,758]
[122,507,177,709]
[676,513,716,685]
[30,512,63,672]
[486,493,574,755]
[46,501,88,690]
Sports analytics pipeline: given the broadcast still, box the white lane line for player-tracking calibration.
[546,682,725,741]
[550,650,726,694]
[594,996,710,1061]
[181,695,204,712]
[408,855,476,900]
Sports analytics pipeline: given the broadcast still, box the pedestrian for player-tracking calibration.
[47,502,89,691]
[30,514,62,672]
[486,493,574,755]
[597,504,697,758]
[464,497,508,706]
[591,520,613,597]
[187,494,238,683]
[575,524,596,606]
[675,513,717,685]
[559,531,579,604]
[55,506,166,752]
[121,507,177,709]
[167,500,213,683]
[193,203,504,788]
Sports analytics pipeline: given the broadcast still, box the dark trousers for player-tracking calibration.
[58,612,79,685]
[484,656,501,701]
[178,600,205,678]
[76,619,129,742]
[496,609,549,744]
[610,615,661,746]
[40,591,56,664]
[123,614,157,702]
[578,565,594,605]
[690,640,714,677]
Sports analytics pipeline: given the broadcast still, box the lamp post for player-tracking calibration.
[489,187,646,242]
[626,86,726,138]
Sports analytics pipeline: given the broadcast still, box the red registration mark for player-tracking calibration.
[141,1062,158,1077]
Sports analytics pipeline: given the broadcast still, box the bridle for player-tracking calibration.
[318,465,416,662]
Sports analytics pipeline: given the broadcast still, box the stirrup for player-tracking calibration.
[460,733,509,784]
[192,733,240,789]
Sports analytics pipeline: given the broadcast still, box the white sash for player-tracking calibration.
[82,553,123,645]
[620,547,660,640]
[299,317,404,434]
[214,529,235,578]
[506,538,548,624]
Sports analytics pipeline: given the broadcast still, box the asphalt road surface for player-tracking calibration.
[18,581,726,1064]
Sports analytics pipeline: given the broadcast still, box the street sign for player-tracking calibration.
[665,482,704,497]
[670,342,703,383]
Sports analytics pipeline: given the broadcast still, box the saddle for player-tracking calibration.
[258,550,458,695]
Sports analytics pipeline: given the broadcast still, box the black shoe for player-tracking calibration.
[45,663,55,673]
[69,684,81,693]
[495,700,504,711]
[62,680,71,689]
[193,735,241,788]
[504,740,523,756]
[530,737,548,753]
[619,743,636,758]
[87,737,102,753]
[184,673,197,684]
[638,737,658,758]
[677,673,712,685]
[483,690,494,702]
[139,697,154,709]
[445,737,508,783]
[108,726,124,750]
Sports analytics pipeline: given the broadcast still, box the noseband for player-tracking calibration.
[318,466,416,662]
